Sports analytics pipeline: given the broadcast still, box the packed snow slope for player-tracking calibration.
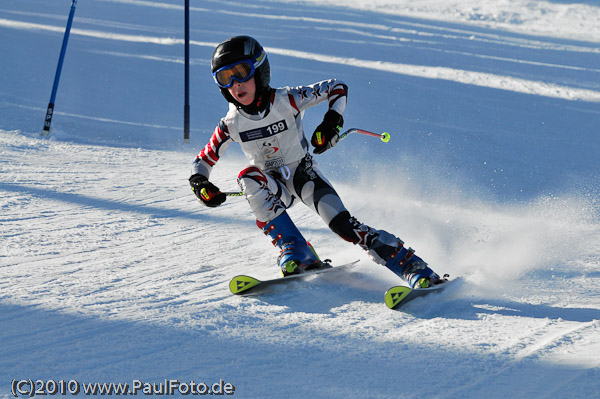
[1,0,599,398]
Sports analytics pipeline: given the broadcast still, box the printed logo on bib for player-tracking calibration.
[259,136,285,168]
[239,120,288,142]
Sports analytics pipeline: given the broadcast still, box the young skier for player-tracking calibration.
[189,35,443,289]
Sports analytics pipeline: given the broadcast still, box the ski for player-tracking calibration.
[229,260,360,295]
[384,277,456,310]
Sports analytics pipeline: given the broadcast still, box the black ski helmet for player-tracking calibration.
[211,35,271,105]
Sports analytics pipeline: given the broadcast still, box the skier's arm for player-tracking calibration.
[191,120,232,177]
[189,120,232,207]
[288,79,348,154]
[289,79,348,115]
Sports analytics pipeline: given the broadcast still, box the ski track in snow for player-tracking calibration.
[2,0,600,398]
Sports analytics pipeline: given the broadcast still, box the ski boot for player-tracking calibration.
[262,211,326,276]
[367,229,443,289]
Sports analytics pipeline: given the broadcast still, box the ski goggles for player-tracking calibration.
[212,50,267,88]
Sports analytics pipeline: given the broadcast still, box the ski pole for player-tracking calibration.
[205,128,390,198]
[338,128,391,143]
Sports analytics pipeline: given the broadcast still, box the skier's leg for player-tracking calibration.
[285,156,441,288]
[237,165,291,223]
[287,154,348,225]
[328,211,442,288]
[261,212,322,275]
[237,166,320,275]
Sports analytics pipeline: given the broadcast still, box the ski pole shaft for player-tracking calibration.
[339,128,390,143]
[201,188,244,198]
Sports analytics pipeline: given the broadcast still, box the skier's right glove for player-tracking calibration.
[189,174,226,207]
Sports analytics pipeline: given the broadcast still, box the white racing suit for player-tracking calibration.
[192,79,360,235]
[191,77,431,273]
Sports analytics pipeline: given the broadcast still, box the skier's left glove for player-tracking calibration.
[311,110,343,154]
[189,174,226,207]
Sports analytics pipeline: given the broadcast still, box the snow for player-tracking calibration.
[273,0,600,43]
[1,0,599,398]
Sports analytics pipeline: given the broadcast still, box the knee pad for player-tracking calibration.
[237,166,292,224]
[237,166,268,193]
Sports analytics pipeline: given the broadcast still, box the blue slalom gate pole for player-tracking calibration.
[183,0,190,143]
[42,0,77,136]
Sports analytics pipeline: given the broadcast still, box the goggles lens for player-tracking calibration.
[213,61,254,88]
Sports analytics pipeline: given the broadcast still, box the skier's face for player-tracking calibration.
[228,77,256,106]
